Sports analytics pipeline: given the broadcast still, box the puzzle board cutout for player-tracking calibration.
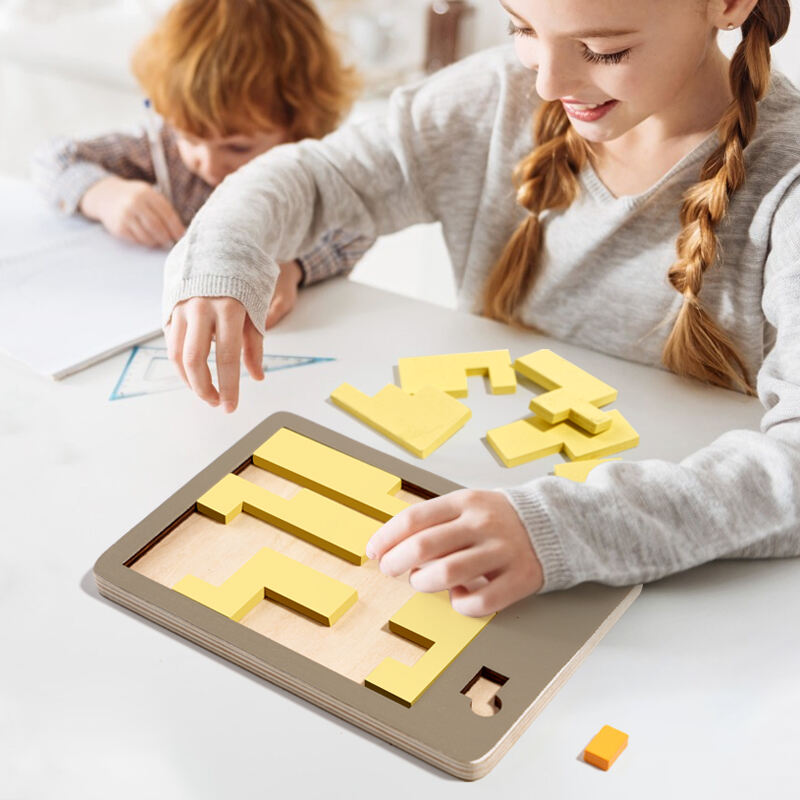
[94,412,640,779]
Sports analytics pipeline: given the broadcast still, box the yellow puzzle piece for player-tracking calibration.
[397,350,516,397]
[487,410,639,467]
[330,383,471,459]
[583,725,629,771]
[553,458,621,483]
[364,592,494,707]
[515,349,618,434]
[173,547,358,626]
[196,472,381,565]
[253,428,409,522]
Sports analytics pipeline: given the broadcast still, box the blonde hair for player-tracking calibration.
[483,0,790,394]
[131,0,360,141]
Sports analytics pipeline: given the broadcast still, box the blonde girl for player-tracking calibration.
[162,0,800,615]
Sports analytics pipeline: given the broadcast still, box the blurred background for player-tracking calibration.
[1,0,798,307]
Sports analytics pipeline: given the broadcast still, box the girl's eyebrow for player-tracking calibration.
[498,1,637,38]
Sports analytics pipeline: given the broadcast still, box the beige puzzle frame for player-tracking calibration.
[94,412,640,780]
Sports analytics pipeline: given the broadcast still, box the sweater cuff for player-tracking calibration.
[51,162,111,215]
[161,273,273,336]
[501,485,573,593]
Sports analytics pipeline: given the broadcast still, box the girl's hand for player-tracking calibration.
[79,176,185,249]
[265,260,303,329]
[366,489,543,617]
[166,296,264,412]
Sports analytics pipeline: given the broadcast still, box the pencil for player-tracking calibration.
[143,98,174,205]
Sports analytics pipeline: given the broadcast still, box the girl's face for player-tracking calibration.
[501,0,725,143]
[175,126,291,187]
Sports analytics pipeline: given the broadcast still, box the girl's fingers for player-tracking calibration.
[242,315,265,381]
[366,493,464,561]
[215,307,245,413]
[265,296,287,329]
[377,518,476,577]
[449,569,525,618]
[166,313,189,387]
[182,305,218,405]
[408,543,509,594]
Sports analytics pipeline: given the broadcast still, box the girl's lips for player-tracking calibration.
[561,99,619,122]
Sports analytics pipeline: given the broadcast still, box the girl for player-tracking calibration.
[32,0,371,328]
[161,0,800,615]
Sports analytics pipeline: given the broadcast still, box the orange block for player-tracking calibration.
[583,725,628,770]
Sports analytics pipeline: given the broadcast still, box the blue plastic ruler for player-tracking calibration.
[110,345,334,400]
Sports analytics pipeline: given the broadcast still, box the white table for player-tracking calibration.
[2,278,797,797]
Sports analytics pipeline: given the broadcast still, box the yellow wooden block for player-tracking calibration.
[196,472,380,565]
[330,383,471,459]
[583,725,629,770]
[253,428,409,522]
[365,592,494,707]
[553,458,621,482]
[173,547,358,626]
[397,350,516,397]
[487,410,639,467]
[530,387,612,434]
[516,350,617,434]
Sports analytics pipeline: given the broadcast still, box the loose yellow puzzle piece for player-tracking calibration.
[553,458,622,482]
[330,383,471,459]
[583,724,629,771]
[515,349,618,434]
[364,592,494,707]
[487,410,639,467]
[173,547,358,626]
[253,428,409,522]
[397,350,516,397]
[196,472,381,565]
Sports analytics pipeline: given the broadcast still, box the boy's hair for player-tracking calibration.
[131,0,360,141]
[482,0,791,395]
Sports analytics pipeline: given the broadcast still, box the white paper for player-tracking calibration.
[0,177,165,379]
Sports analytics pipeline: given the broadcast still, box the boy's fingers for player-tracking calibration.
[150,192,186,241]
[215,310,244,412]
[242,316,265,380]
[182,306,219,405]
[366,494,462,561]
[166,314,190,386]
[125,217,158,248]
[139,201,175,248]
[377,519,474,578]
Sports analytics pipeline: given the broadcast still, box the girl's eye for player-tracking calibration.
[507,20,535,38]
[581,46,631,65]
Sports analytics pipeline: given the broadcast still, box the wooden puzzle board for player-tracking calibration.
[94,412,640,780]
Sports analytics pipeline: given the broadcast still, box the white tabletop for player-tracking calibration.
[2,277,797,796]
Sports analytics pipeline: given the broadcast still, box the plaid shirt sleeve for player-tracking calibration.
[30,128,160,215]
[296,230,375,286]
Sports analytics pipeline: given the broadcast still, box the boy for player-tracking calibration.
[33,0,371,328]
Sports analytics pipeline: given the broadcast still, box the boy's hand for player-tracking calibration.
[80,176,185,249]
[265,260,303,329]
[166,297,264,413]
[366,489,543,617]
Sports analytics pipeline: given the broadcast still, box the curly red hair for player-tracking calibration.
[131,0,360,140]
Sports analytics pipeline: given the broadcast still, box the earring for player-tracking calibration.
[726,22,736,29]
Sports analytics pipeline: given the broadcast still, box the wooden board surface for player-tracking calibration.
[95,412,640,780]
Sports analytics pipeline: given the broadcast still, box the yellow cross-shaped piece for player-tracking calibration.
[515,349,618,434]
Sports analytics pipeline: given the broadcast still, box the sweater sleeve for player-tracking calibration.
[161,47,514,331]
[503,181,800,593]
[30,128,158,215]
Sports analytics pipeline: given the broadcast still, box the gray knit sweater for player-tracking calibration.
[163,45,800,592]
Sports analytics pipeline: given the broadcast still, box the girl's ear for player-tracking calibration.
[708,0,761,30]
